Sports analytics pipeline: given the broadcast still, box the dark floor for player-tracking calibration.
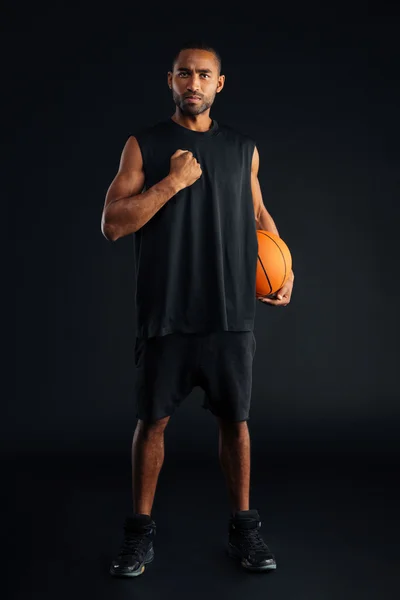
[5,448,400,600]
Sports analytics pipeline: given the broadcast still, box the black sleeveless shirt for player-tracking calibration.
[130,118,258,339]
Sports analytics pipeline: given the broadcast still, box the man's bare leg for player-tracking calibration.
[131,415,170,516]
[218,418,251,516]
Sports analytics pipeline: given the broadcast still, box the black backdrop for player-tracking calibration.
[12,15,399,456]
[9,6,400,600]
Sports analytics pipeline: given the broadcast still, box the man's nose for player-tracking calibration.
[187,76,201,91]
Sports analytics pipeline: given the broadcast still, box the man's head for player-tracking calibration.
[168,41,225,116]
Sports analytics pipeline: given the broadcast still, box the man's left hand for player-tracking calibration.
[257,277,294,307]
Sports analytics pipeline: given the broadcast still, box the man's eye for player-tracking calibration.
[178,73,209,78]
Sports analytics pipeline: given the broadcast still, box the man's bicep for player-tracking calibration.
[251,172,265,222]
[251,144,274,224]
[251,145,264,221]
[104,136,145,209]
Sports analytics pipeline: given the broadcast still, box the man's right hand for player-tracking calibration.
[169,149,202,191]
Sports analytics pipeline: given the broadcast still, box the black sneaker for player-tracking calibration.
[110,514,156,577]
[227,509,277,572]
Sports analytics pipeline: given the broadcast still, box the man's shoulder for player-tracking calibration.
[217,122,256,146]
[128,119,170,141]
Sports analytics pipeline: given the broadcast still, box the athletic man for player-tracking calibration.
[101,40,294,577]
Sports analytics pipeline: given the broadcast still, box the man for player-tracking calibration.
[101,40,294,577]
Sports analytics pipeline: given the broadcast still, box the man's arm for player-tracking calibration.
[251,145,294,282]
[101,136,181,241]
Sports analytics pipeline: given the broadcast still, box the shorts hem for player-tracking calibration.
[203,405,250,422]
[135,409,176,423]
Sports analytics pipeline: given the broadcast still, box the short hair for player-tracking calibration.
[171,40,222,76]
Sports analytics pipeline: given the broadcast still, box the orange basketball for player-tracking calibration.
[256,230,292,297]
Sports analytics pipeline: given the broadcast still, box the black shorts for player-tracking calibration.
[133,331,256,423]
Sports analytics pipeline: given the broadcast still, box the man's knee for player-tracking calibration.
[137,415,171,436]
[218,417,249,437]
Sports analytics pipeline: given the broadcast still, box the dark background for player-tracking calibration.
[10,4,400,600]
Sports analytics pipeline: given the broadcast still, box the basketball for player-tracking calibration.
[256,230,292,297]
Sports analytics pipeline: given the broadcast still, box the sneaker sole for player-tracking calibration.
[227,544,277,572]
[109,546,154,577]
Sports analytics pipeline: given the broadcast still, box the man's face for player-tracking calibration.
[168,49,224,116]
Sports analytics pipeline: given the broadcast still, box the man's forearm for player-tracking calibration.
[256,209,280,237]
[256,210,294,281]
[102,175,182,241]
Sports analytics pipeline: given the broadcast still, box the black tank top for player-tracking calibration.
[130,118,258,339]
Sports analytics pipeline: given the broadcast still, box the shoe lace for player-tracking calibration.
[241,525,270,553]
[120,529,149,557]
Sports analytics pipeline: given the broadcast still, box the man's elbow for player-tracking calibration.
[101,219,119,242]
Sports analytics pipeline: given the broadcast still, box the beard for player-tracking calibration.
[172,89,216,115]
